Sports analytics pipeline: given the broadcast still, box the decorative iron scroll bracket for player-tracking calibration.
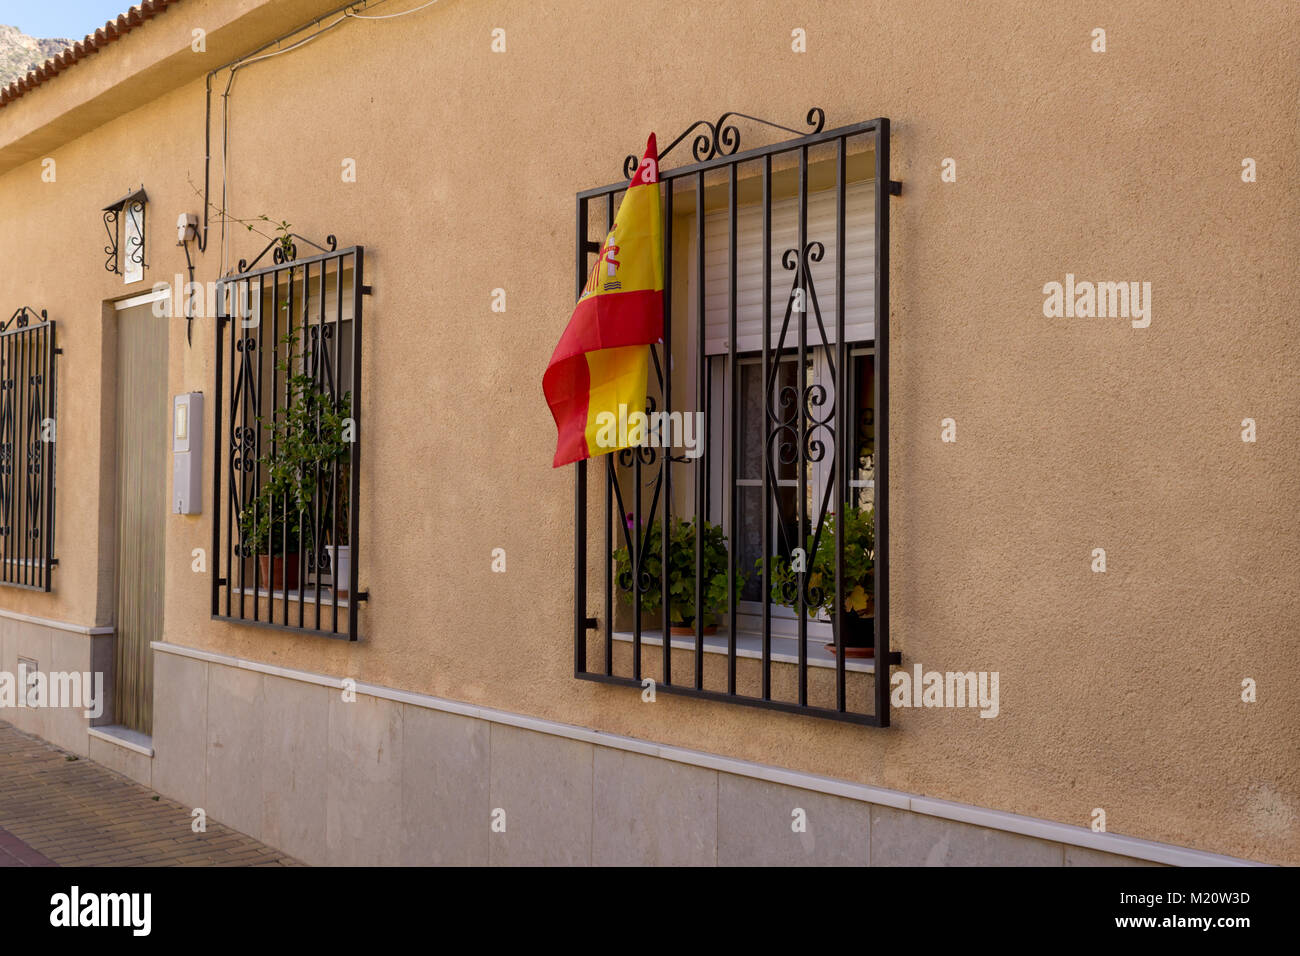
[102,186,148,275]
[623,108,826,178]
[0,306,48,334]
[236,233,338,275]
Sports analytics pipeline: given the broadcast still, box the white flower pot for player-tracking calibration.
[326,544,351,596]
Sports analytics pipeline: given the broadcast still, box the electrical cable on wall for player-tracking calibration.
[198,0,442,274]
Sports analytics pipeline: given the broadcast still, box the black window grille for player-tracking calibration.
[212,236,367,639]
[572,112,900,725]
[0,307,58,591]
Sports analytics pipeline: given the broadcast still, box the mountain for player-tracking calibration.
[0,24,71,89]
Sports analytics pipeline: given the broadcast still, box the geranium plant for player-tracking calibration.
[757,507,876,621]
[614,516,743,629]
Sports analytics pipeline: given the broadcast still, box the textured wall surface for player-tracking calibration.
[0,0,1295,863]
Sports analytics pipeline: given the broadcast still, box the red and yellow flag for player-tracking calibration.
[544,134,663,468]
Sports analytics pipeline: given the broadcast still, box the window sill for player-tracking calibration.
[611,628,881,674]
[230,586,351,609]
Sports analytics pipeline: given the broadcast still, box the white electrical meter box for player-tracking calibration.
[173,392,203,514]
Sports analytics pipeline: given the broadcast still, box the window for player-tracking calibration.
[211,238,367,639]
[724,348,874,637]
[0,307,58,591]
[572,114,898,724]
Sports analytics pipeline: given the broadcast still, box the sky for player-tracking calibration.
[0,1,135,40]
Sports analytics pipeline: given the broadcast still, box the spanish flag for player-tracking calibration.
[544,134,663,468]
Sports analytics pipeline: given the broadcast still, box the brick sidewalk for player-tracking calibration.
[0,720,303,866]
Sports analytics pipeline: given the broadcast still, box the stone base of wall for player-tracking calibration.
[0,612,114,758]
[132,641,1256,868]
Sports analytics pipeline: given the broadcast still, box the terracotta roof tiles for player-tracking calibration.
[0,0,182,110]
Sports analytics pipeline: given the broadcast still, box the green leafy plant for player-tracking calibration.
[757,507,875,620]
[251,216,295,259]
[614,516,744,628]
[238,328,351,556]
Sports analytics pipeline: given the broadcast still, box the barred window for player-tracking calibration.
[0,307,58,592]
[572,113,899,724]
[212,238,367,639]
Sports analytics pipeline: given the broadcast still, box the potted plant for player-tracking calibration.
[238,485,302,591]
[757,507,876,657]
[237,328,350,594]
[614,516,743,635]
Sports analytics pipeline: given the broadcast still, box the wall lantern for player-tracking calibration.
[102,186,148,283]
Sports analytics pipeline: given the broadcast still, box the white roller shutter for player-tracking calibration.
[703,180,874,355]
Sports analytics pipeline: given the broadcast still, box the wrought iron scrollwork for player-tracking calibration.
[103,208,120,274]
[623,107,826,178]
[125,199,146,268]
[0,307,46,334]
[101,187,148,276]
[763,239,840,609]
[237,233,338,275]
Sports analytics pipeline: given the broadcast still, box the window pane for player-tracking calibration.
[738,484,798,602]
[852,352,874,510]
[739,361,763,480]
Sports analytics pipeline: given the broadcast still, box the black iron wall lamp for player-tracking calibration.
[102,186,148,278]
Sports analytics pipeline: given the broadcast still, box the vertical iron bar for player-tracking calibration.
[661,183,673,687]
[726,162,738,695]
[333,256,344,633]
[280,265,291,626]
[603,192,615,676]
[694,169,706,690]
[4,328,10,585]
[761,153,772,700]
[348,250,364,640]
[632,446,641,683]
[298,260,309,629]
[1,329,8,584]
[603,456,614,675]
[29,327,38,588]
[796,145,809,708]
[251,277,263,619]
[1,329,6,583]
[873,120,891,723]
[19,328,28,587]
[574,195,590,675]
[315,257,326,629]
[212,285,225,618]
[230,281,242,618]
[268,271,280,620]
[44,323,55,590]
[835,136,848,712]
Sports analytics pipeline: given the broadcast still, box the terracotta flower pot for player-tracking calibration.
[258,553,300,592]
[670,624,718,636]
[827,613,874,658]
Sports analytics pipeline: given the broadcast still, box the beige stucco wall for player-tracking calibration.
[0,0,1295,864]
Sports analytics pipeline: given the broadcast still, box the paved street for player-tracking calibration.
[0,721,301,866]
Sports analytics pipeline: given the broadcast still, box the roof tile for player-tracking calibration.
[0,0,182,109]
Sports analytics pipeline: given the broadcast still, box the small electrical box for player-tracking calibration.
[173,392,203,515]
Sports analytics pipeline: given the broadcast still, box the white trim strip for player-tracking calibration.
[88,725,154,757]
[0,607,113,636]
[113,287,170,311]
[151,640,1263,867]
